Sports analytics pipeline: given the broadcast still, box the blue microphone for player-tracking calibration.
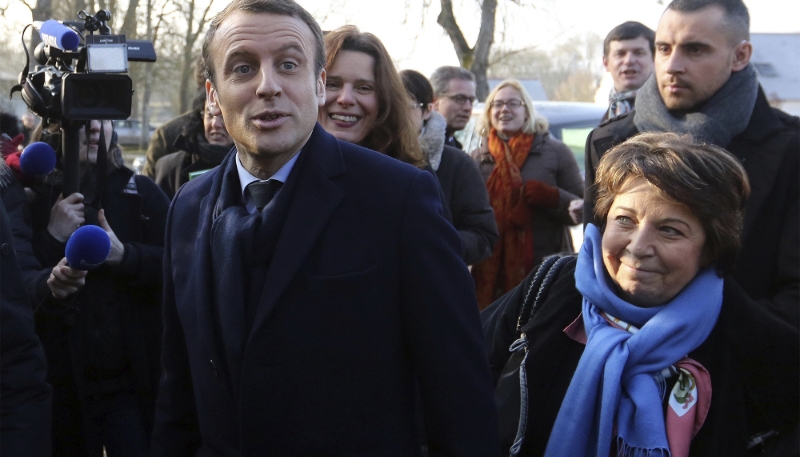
[65,225,111,271]
[33,20,80,51]
[19,141,57,176]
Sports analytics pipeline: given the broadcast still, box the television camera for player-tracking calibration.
[9,9,156,195]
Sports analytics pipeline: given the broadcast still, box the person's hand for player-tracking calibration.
[47,193,84,242]
[98,209,124,266]
[568,199,584,225]
[48,257,87,299]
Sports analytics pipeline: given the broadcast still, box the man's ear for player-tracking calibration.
[731,40,752,72]
[602,55,610,72]
[206,81,222,116]
[432,98,441,111]
[317,69,326,106]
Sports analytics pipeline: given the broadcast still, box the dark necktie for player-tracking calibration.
[247,180,283,211]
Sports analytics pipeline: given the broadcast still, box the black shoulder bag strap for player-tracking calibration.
[494,254,572,457]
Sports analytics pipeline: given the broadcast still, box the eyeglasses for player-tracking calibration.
[441,94,477,106]
[408,102,424,109]
[490,99,525,109]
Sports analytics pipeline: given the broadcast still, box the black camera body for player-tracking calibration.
[11,9,156,122]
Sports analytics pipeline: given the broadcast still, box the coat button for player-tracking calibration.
[0,243,10,256]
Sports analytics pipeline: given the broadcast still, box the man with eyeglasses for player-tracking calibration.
[430,66,477,150]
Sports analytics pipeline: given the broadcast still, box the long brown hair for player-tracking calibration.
[324,26,425,168]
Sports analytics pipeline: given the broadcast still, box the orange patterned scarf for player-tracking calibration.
[473,129,535,308]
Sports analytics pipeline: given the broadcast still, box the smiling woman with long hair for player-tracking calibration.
[319,26,425,169]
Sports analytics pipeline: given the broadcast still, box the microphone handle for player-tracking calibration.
[61,123,80,196]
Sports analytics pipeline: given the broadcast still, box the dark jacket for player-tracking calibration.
[29,167,169,446]
[435,146,498,265]
[153,133,230,199]
[472,132,584,266]
[482,256,800,456]
[584,88,800,328]
[151,125,498,456]
[1,180,52,457]
[142,110,197,178]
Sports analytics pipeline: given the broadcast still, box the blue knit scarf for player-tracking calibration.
[544,224,722,457]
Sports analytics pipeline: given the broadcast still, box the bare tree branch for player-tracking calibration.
[437,0,471,66]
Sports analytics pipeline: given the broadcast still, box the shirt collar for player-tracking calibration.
[236,150,301,209]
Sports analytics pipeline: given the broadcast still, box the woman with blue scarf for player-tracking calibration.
[482,132,799,456]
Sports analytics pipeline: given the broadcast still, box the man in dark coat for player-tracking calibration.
[600,21,655,122]
[150,1,498,456]
[584,0,799,328]
[430,66,477,150]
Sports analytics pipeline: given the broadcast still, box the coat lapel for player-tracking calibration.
[192,154,237,386]
[249,125,346,339]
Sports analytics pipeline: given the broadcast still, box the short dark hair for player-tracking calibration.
[594,132,750,274]
[324,26,425,169]
[202,0,325,85]
[400,70,434,107]
[603,21,655,57]
[429,66,475,98]
[666,0,750,43]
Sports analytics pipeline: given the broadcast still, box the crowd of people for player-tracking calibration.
[0,0,797,455]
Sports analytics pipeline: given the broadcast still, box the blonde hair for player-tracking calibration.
[477,79,548,137]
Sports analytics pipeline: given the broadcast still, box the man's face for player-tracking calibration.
[654,6,751,112]
[603,37,654,92]
[206,11,325,167]
[433,79,476,133]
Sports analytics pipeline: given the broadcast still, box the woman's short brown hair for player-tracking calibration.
[594,132,750,274]
[324,26,425,168]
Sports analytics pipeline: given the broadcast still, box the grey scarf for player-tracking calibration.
[607,88,638,120]
[634,63,759,147]
[419,111,447,171]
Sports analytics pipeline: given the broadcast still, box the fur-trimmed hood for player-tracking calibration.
[419,111,447,171]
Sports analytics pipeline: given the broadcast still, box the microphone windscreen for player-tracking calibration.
[20,142,57,176]
[36,20,80,51]
[66,225,111,271]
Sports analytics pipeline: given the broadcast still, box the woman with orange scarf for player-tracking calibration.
[471,79,584,308]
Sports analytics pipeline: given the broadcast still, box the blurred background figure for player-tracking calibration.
[154,90,234,199]
[142,56,207,178]
[601,21,655,122]
[430,66,477,150]
[471,79,583,308]
[400,69,497,265]
[21,112,39,146]
[27,118,168,456]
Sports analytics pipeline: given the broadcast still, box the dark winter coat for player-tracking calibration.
[153,133,230,199]
[29,166,169,439]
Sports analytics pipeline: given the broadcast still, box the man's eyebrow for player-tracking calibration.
[677,41,712,50]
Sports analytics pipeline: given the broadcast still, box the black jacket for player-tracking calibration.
[435,146,498,265]
[29,167,169,442]
[584,88,800,328]
[482,256,800,456]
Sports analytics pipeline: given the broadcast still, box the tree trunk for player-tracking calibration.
[471,0,496,100]
[437,0,497,100]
